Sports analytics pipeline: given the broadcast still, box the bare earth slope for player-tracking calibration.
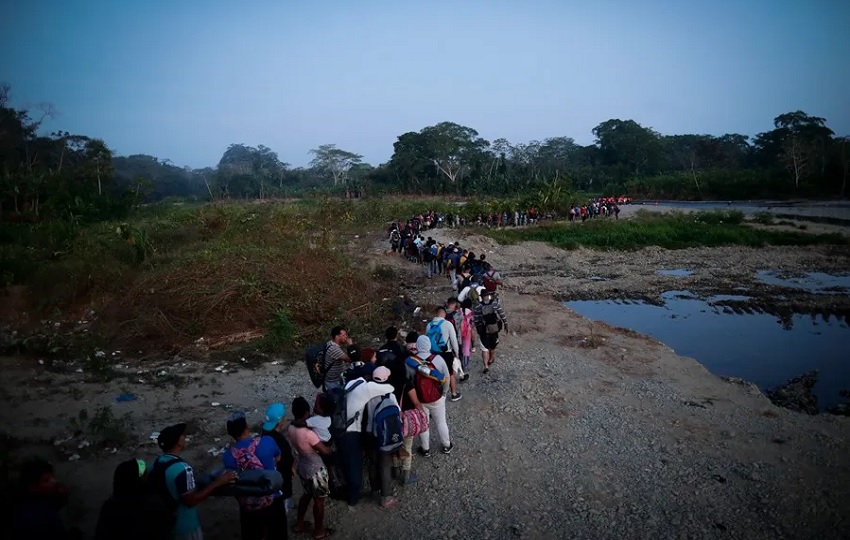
[0,228,847,540]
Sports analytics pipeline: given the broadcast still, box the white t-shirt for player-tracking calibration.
[458,284,484,302]
[306,415,332,442]
[344,378,395,433]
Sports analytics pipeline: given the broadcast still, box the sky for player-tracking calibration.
[1,0,849,168]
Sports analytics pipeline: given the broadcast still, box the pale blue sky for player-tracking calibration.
[2,0,848,167]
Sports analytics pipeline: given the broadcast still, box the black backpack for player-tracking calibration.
[305,343,331,388]
[376,347,396,367]
[147,455,183,536]
[328,379,365,433]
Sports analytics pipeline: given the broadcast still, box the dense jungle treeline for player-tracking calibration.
[2,82,849,229]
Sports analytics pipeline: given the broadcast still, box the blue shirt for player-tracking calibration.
[222,436,280,471]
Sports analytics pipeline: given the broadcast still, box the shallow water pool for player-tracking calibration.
[566,291,850,409]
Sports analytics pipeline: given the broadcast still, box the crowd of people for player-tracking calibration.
[568,196,631,222]
[11,222,511,540]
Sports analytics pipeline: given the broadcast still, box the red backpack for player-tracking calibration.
[415,354,444,404]
[483,271,499,292]
[229,438,275,511]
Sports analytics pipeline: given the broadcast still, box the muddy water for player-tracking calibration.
[566,290,850,409]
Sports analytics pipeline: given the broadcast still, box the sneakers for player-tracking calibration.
[381,496,399,508]
[418,447,431,458]
[460,373,470,382]
[401,471,418,485]
[450,392,463,402]
[442,444,453,455]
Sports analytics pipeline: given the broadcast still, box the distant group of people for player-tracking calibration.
[568,197,631,222]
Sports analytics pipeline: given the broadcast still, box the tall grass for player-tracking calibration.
[488,210,848,250]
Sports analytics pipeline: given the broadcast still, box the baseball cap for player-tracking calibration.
[373,366,391,383]
[262,403,286,431]
[157,423,187,451]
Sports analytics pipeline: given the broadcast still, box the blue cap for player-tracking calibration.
[262,403,286,431]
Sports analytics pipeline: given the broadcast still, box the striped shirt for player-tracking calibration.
[473,299,508,330]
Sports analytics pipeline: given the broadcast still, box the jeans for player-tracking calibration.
[420,397,450,450]
[449,269,457,289]
[340,431,363,506]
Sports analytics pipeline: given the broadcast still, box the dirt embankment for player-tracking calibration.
[0,228,848,540]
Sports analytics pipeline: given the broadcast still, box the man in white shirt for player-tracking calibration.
[339,374,394,507]
[458,277,485,305]
[415,335,453,456]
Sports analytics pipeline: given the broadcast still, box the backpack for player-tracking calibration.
[305,343,331,388]
[329,379,366,433]
[147,455,183,534]
[372,394,403,453]
[459,274,472,290]
[483,271,499,292]
[480,303,502,334]
[414,354,444,404]
[469,286,481,306]
[426,320,447,353]
[376,347,396,367]
[430,245,438,257]
[229,438,275,511]
[461,309,473,344]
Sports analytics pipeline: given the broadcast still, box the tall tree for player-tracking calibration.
[309,144,362,186]
[418,122,489,187]
[592,119,663,178]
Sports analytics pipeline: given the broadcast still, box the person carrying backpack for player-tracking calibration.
[445,298,470,383]
[459,298,475,373]
[260,403,295,515]
[426,307,462,401]
[365,366,402,508]
[222,411,285,540]
[338,373,394,507]
[473,289,509,374]
[95,459,168,540]
[150,423,236,540]
[413,335,453,456]
[482,264,503,293]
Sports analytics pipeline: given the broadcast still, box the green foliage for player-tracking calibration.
[488,210,848,251]
[752,212,776,225]
[70,406,134,446]
[261,308,298,352]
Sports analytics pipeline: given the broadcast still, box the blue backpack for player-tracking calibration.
[426,320,447,353]
[372,394,403,453]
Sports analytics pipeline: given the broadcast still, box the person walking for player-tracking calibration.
[426,307,462,401]
[414,335,453,455]
[473,290,508,373]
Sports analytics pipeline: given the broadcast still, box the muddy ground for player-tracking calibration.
[1,215,849,539]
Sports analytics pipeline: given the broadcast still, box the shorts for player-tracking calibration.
[479,333,499,351]
[299,467,330,499]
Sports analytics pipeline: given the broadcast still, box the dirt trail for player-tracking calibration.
[1,229,848,539]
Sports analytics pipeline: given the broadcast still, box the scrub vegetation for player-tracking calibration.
[486,210,849,251]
